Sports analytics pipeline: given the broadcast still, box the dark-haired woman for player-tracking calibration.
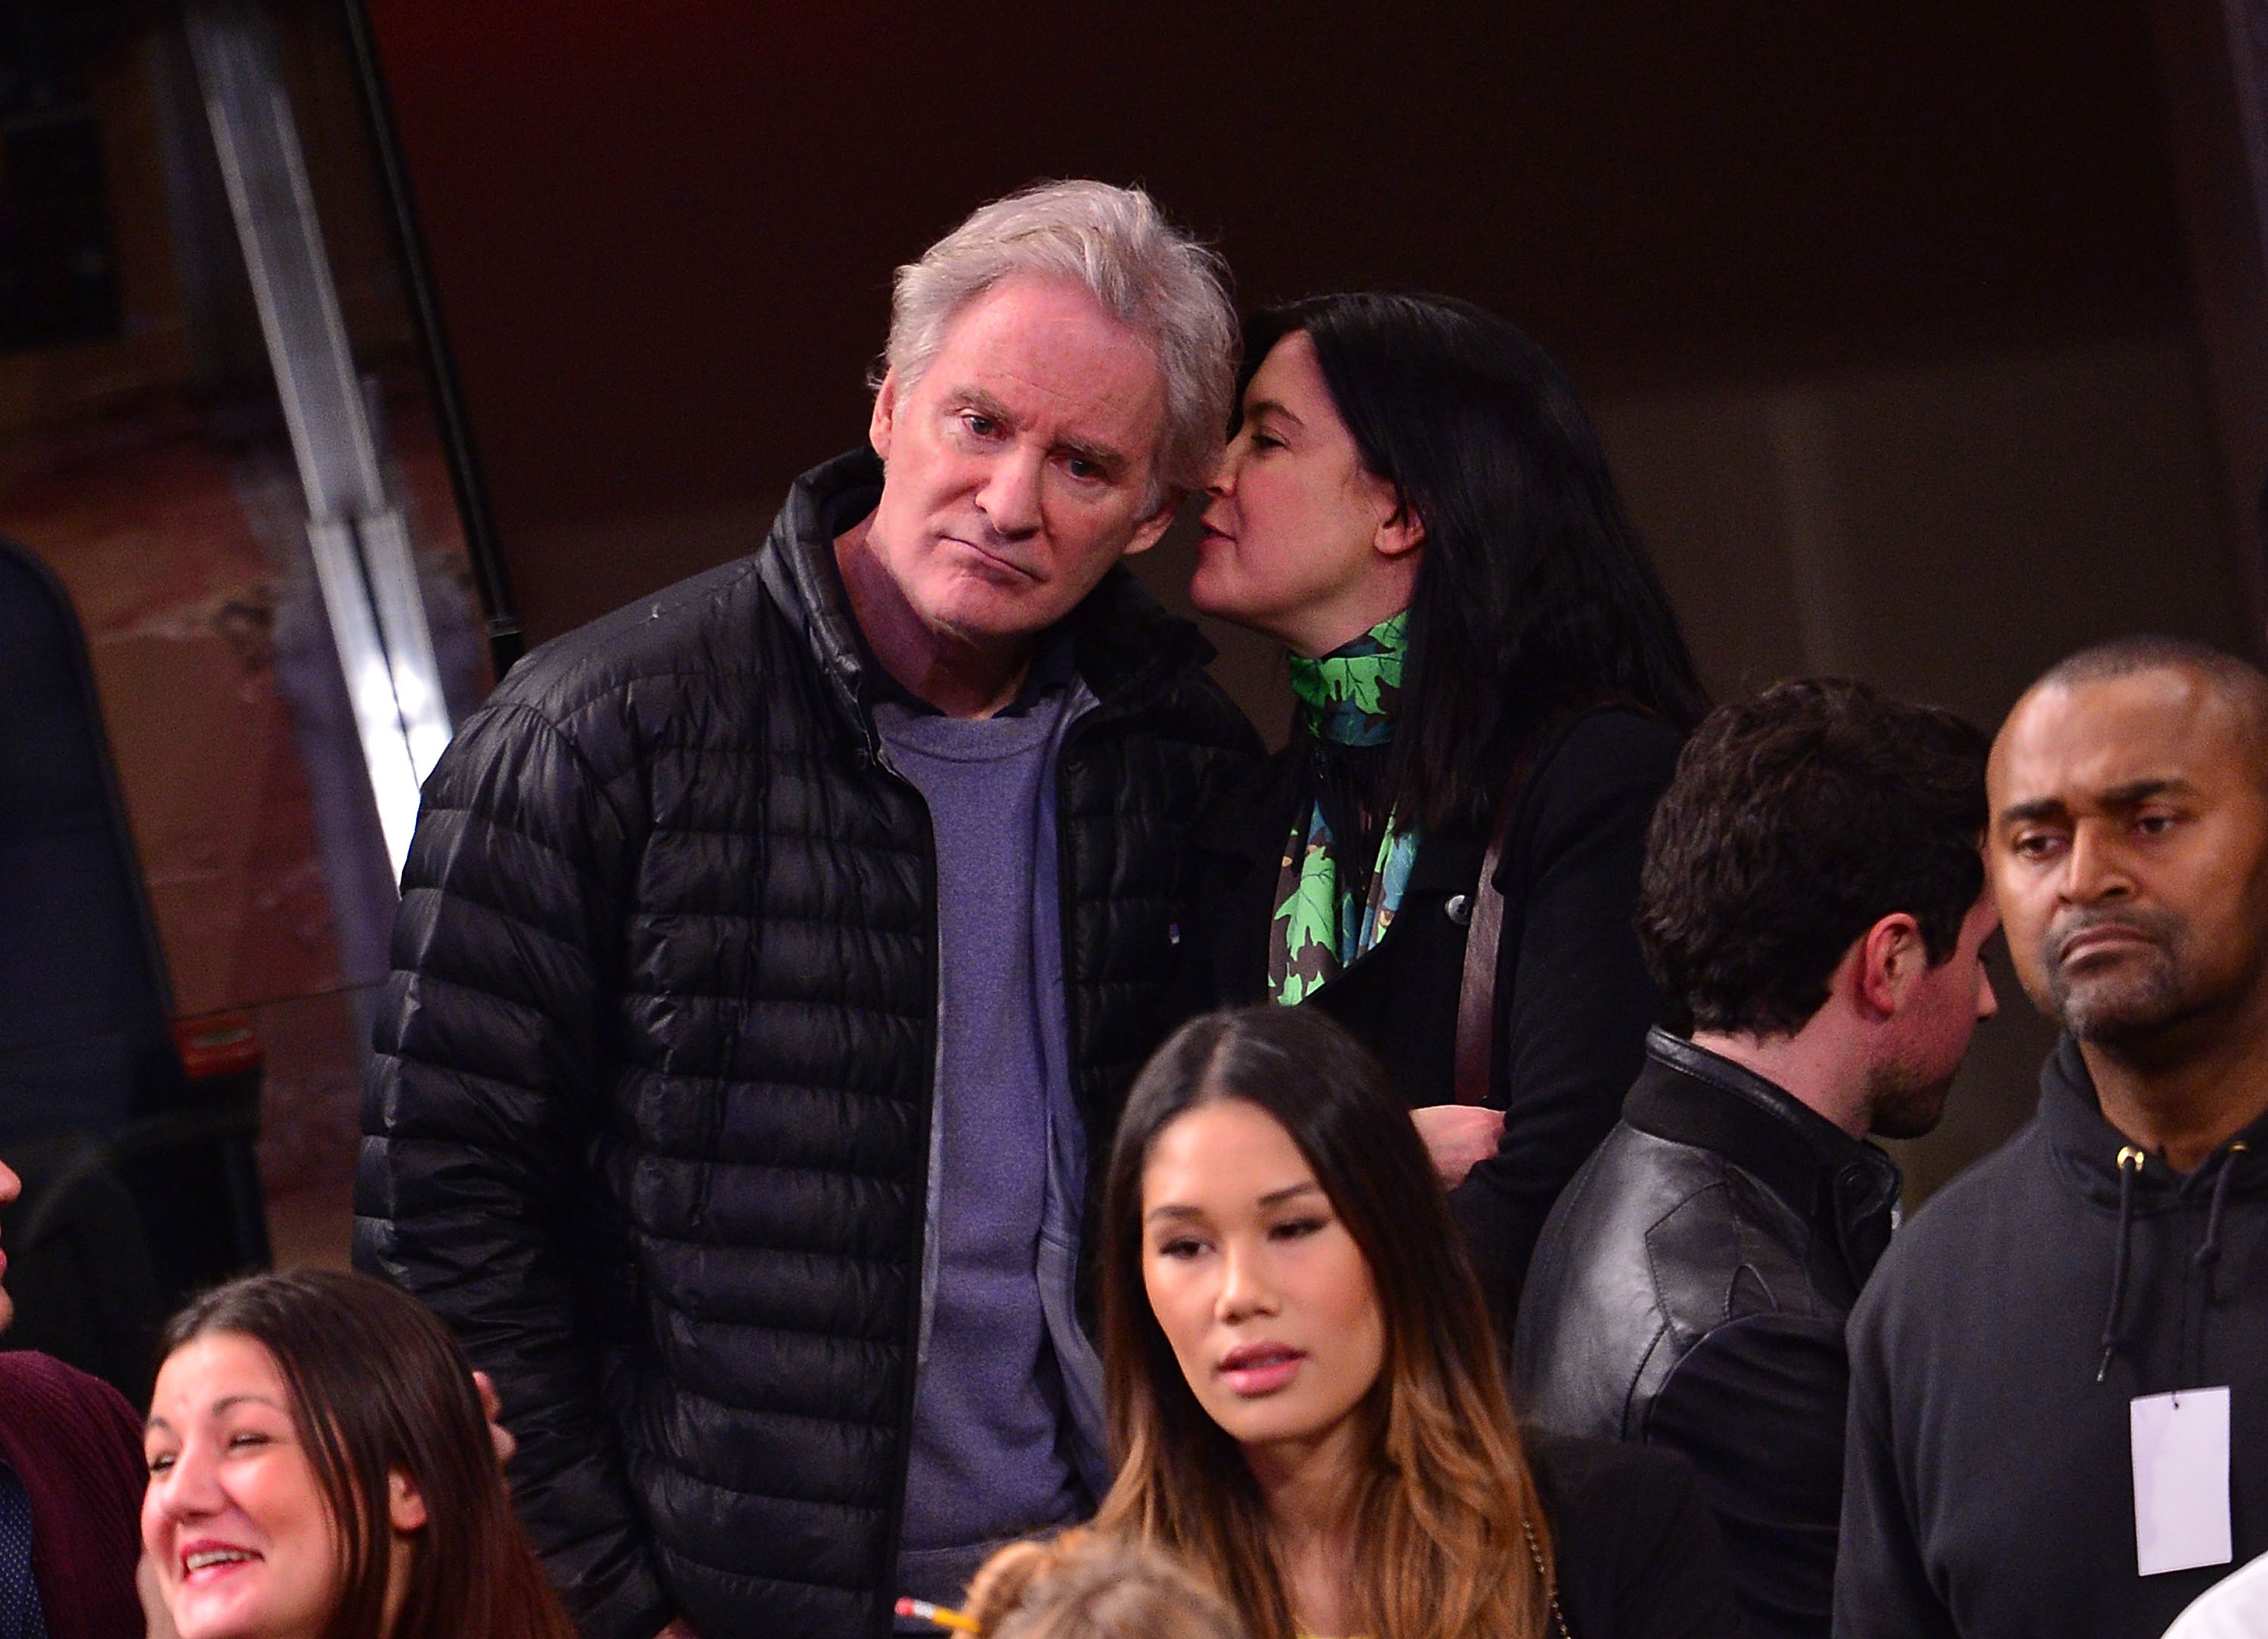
[141,1269,577,1639]
[1187,292,1706,1317]
[1093,1005,1736,1639]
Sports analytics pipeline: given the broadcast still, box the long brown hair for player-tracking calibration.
[1094,1007,1554,1639]
[157,1270,577,1639]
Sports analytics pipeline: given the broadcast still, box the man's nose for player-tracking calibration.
[2061,821,2132,903]
[978,445,1045,538]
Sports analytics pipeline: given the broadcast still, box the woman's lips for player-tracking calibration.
[179,1541,261,1584]
[1218,1344,1306,1396]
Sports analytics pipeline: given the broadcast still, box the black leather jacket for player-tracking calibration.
[355,449,1259,1639]
[1512,1028,1901,1639]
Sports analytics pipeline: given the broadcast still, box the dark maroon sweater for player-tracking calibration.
[0,1351,144,1639]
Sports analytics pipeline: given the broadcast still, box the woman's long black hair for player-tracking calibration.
[1240,293,1707,836]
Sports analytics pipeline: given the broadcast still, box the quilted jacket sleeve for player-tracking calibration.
[355,699,671,1639]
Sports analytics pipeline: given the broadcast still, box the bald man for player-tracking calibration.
[1836,636,2268,1638]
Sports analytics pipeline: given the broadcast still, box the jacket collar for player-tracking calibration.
[1627,1027,1904,1286]
[754,446,1215,738]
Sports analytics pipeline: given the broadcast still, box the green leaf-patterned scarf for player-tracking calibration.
[1269,612,1419,1005]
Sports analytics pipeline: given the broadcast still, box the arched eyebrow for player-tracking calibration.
[1997,798,2067,828]
[1241,396,1304,429]
[2099,777,2196,809]
[1143,1180,1322,1225]
[144,1393,289,1433]
[2000,777,2199,828]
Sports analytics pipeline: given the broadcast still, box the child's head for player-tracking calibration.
[965,1529,1247,1639]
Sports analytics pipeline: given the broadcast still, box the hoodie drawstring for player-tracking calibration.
[2192,1141,2249,1296]
[2097,1145,2147,1383]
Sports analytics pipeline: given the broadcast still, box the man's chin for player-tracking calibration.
[1870,1080,1955,1142]
[2057,978,2189,1046]
[919,585,1076,648]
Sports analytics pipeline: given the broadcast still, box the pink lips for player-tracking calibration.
[178,1537,262,1584]
[1218,1343,1306,1396]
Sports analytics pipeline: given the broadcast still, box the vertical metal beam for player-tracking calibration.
[339,0,524,676]
[184,1,451,878]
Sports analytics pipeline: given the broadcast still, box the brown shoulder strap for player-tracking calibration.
[1452,714,1572,1107]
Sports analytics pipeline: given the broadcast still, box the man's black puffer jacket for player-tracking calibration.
[355,449,1260,1639]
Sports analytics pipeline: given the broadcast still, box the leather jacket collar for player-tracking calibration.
[1627,1027,1904,1287]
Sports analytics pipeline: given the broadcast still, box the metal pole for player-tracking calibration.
[184,0,451,878]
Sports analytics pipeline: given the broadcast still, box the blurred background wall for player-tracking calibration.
[3,0,2263,1276]
[358,0,2268,1196]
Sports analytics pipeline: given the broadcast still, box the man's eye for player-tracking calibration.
[2010,832,2062,859]
[2136,812,2177,835]
[1065,457,1101,482]
[962,413,999,438]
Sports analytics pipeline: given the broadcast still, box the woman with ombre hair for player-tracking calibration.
[1092,1006,1732,1639]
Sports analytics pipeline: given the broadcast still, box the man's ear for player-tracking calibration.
[1120,488,1188,559]
[869,370,899,460]
[386,1469,428,1535]
[1856,912,1926,1019]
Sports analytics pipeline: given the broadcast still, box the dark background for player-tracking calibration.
[355,0,2268,1194]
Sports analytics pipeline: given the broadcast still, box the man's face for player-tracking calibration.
[862,275,1175,646]
[1989,667,2268,1049]
[1868,891,2000,1139]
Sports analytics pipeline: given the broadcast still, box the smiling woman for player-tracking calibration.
[141,1272,575,1639]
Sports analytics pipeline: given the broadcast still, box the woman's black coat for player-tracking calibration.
[1188,705,1683,1323]
[1529,1431,1745,1639]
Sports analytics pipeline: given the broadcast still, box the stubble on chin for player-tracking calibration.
[2049,947,2189,1045]
[1867,1062,1955,1142]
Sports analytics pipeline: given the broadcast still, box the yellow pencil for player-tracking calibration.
[895,1594,983,1633]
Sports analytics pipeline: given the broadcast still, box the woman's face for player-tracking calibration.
[1139,1095,1386,1466]
[143,1333,342,1639]
[1191,331,1423,658]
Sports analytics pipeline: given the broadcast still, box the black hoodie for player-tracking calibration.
[1836,1036,2268,1637]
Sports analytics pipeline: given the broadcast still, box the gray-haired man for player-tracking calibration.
[356,182,1260,1639]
